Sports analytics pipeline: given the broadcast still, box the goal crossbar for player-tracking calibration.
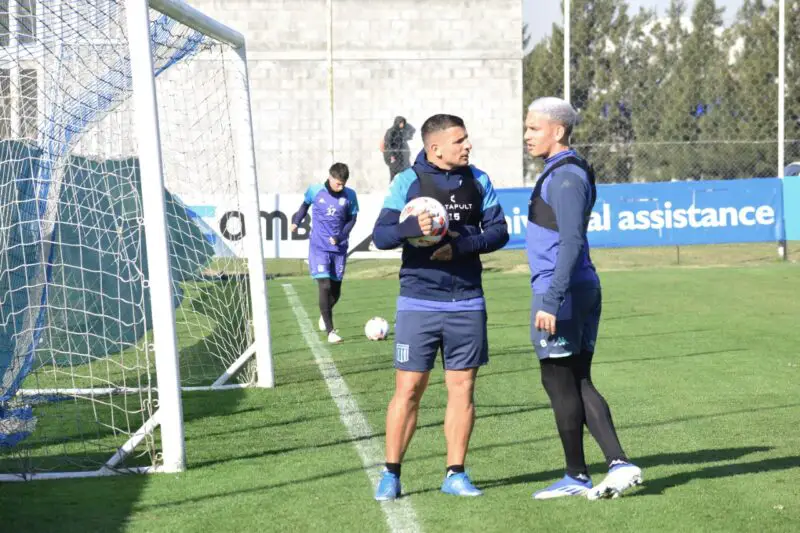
[150,0,245,49]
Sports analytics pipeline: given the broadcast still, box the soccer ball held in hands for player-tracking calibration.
[399,196,449,247]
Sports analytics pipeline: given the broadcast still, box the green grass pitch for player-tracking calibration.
[3,250,800,532]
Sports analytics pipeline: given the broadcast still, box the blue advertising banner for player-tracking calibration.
[783,176,800,241]
[497,178,785,249]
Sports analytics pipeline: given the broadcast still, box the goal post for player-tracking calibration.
[0,0,273,480]
[127,0,186,474]
[133,0,274,391]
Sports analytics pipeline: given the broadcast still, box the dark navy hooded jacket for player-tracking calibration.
[372,150,509,311]
[526,149,600,315]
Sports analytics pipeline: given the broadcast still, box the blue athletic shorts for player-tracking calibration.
[394,310,488,372]
[531,287,601,360]
[308,249,347,281]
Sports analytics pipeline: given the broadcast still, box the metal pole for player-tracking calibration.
[564,0,571,104]
[125,0,185,472]
[230,46,274,388]
[778,0,787,260]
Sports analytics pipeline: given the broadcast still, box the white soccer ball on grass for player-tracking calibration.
[364,317,390,341]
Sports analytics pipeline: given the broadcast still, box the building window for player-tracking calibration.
[19,0,35,45]
[0,1,39,140]
[0,69,10,139]
[19,67,36,139]
[0,1,10,48]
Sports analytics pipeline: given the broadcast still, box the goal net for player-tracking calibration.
[0,0,271,480]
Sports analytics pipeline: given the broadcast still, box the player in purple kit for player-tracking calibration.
[290,163,359,344]
[524,97,642,500]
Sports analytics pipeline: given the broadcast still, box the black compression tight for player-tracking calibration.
[318,279,342,333]
[539,350,627,477]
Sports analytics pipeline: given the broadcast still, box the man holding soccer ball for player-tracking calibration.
[524,97,642,500]
[290,162,358,344]
[371,114,509,500]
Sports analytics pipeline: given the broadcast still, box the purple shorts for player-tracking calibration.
[309,249,347,281]
[394,310,488,372]
[531,287,601,360]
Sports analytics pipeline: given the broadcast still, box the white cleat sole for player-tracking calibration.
[533,488,590,500]
[586,467,643,500]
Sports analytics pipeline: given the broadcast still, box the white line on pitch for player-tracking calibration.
[282,283,422,533]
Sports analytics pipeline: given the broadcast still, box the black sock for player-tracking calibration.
[569,470,590,481]
[385,462,401,477]
[607,457,630,468]
[446,464,464,477]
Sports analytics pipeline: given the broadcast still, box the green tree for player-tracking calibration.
[519,0,789,182]
[630,0,690,181]
[654,0,731,180]
[524,0,649,183]
[522,17,564,181]
[575,3,658,182]
[523,22,531,51]
[523,24,564,111]
[727,0,780,178]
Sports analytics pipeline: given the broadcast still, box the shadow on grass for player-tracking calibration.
[188,402,550,469]
[131,445,793,513]
[178,401,800,494]
[3,474,151,533]
[633,455,800,496]
[407,446,781,496]
[273,346,748,405]
[2,277,255,533]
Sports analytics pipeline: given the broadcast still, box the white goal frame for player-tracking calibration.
[1,0,273,481]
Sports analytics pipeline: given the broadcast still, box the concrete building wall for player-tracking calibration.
[187,0,523,195]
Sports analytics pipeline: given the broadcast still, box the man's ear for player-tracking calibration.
[554,124,567,143]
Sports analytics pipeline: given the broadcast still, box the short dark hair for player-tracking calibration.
[421,114,466,144]
[329,162,349,181]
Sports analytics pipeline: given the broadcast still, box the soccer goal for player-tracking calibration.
[0,0,272,480]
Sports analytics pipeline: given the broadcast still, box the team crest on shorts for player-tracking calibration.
[395,343,410,363]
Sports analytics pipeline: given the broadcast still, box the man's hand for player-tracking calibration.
[417,212,433,236]
[390,156,396,163]
[329,236,338,245]
[534,311,557,336]
[290,223,297,233]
